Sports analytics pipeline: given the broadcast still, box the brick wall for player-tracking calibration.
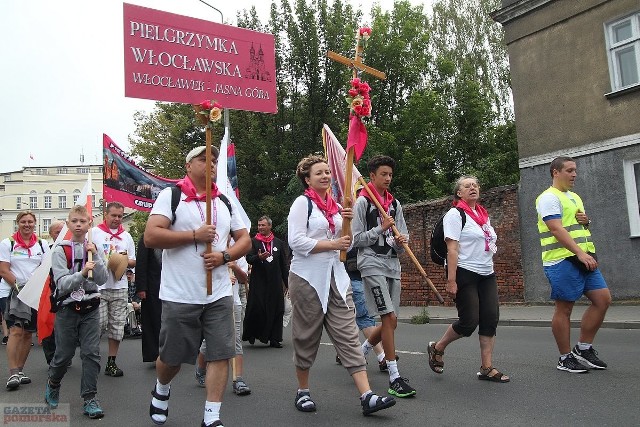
[400,184,524,306]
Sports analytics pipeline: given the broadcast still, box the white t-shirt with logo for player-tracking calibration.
[150,187,246,305]
[0,238,49,298]
[91,226,136,290]
[443,207,496,276]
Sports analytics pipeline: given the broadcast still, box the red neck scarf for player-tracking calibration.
[304,188,340,234]
[255,232,274,243]
[97,223,125,240]
[454,199,491,251]
[176,175,220,203]
[255,232,274,252]
[362,182,394,213]
[12,232,38,257]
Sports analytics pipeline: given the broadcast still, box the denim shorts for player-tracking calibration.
[350,279,376,330]
[544,259,608,302]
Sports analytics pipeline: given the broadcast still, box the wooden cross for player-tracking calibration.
[327,29,386,262]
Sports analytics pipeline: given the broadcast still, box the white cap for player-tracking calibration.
[185,145,218,163]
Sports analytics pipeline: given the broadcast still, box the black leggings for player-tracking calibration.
[451,267,499,337]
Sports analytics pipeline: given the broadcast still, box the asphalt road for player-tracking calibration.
[1,322,639,427]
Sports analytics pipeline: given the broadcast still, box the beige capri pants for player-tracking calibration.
[289,272,366,376]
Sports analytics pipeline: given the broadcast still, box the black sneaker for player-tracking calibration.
[105,361,124,377]
[388,377,416,398]
[1,336,7,345]
[556,353,589,373]
[572,345,607,369]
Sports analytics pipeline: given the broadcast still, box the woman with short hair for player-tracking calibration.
[427,176,509,383]
[0,210,49,390]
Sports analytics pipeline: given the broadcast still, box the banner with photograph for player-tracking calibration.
[102,134,178,211]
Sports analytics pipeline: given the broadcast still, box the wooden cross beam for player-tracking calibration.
[326,29,386,261]
[326,51,387,81]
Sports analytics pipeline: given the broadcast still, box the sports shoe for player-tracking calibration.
[1,336,7,345]
[335,355,342,365]
[83,398,104,419]
[233,377,251,396]
[195,368,206,388]
[388,377,416,398]
[556,353,589,373]
[45,382,60,409]
[18,371,31,384]
[104,360,123,377]
[572,345,607,369]
[6,374,20,391]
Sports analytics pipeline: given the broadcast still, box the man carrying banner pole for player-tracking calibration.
[143,101,250,427]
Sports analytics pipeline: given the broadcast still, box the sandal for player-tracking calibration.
[294,391,317,412]
[427,341,444,374]
[149,386,170,425]
[477,366,510,383]
[361,392,396,416]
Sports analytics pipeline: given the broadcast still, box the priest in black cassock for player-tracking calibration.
[135,234,163,362]
[242,215,289,348]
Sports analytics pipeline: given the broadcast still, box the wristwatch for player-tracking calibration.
[222,251,231,264]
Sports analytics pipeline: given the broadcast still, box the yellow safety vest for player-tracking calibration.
[536,187,595,262]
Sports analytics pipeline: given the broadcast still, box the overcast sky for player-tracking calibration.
[0,0,429,173]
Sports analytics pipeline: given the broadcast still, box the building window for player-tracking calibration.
[44,195,52,209]
[623,159,640,237]
[43,218,52,234]
[29,190,38,209]
[13,221,17,232]
[16,196,21,209]
[73,189,80,205]
[605,12,640,91]
[59,190,67,209]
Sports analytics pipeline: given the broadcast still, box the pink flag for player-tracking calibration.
[323,124,363,202]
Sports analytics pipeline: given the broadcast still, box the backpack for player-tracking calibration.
[170,186,232,225]
[430,207,466,266]
[9,238,45,254]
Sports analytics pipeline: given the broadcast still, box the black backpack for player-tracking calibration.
[430,207,466,265]
[170,186,232,225]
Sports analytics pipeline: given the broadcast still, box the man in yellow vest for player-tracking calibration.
[536,156,611,373]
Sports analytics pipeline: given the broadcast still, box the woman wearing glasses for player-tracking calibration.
[427,176,509,383]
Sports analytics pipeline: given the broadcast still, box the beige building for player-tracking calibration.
[492,0,640,300]
[0,164,104,242]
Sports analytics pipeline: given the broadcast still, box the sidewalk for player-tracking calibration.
[398,304,640,329]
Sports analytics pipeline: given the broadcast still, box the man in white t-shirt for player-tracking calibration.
[536,156,610,374]
[91,202,136,377]
[144,145,250,427]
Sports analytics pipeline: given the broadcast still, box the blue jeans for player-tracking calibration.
[351,279,376,330]
[48,305,101,400]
